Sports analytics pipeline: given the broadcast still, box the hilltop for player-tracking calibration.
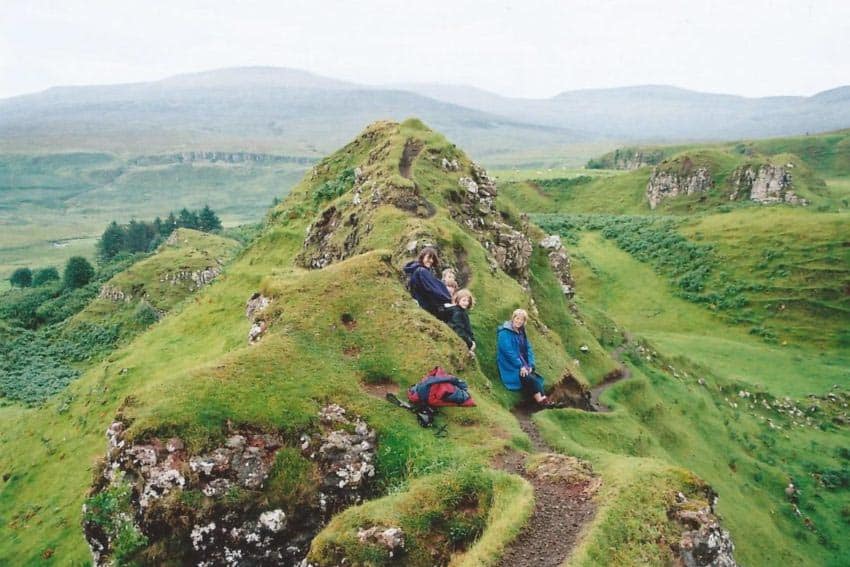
[1,120,848,566]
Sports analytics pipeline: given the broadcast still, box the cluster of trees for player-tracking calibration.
[9,257,94,290]
[98,205,222,261]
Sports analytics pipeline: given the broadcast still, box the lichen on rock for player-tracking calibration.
[646,164,714,209]
[84,404,377,566]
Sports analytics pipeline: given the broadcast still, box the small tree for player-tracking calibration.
[98,221,126,262]
[126,219,150,253]
[64,257,95,289]
[32,267,60,286]
[177,208,199,230]
[10,267,32,288]
[198,205,222,232]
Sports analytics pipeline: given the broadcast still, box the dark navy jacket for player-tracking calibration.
[446,305,475,348]
[403,261,452,318]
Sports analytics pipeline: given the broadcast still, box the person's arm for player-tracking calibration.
[526,332,536,369]
[419,269,453,303]
[498,330,523,370]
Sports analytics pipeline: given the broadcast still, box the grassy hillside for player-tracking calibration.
[1,120,846,566]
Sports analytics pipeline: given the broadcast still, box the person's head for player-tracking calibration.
[445,280,458,296]
[442,268,457,283]
[417,246,440,269]
[454,288,475,310]
[510,308,528,330]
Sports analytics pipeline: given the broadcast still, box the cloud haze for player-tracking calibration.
[1,0,848,99]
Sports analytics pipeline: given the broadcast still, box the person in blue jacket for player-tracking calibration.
[403,246,453,321]
[497,308,549,405]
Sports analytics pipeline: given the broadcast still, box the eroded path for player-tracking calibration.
[494,405,598,567]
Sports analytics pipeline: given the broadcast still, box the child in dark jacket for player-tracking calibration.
[446,288,476,356]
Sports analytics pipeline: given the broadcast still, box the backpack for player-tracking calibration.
[407,367,476,407]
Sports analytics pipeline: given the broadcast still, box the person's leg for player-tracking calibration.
[528,372,547,404]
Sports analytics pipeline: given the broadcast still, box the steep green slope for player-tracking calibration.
[536,232,849,566]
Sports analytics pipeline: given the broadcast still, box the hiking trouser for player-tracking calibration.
[520,371,545,397]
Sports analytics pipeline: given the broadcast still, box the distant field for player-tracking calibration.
[0,153,309,280]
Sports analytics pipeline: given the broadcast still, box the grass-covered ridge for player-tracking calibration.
[3,119,845,565]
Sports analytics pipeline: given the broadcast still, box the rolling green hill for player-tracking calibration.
[1,121,847,566]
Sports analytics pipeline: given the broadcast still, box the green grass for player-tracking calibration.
[2,119,848,566]
[0,120,592,565]
[570,231,848,396]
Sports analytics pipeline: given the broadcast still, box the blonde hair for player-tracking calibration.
[454,288,475,309]
[445,280,458,295]
[442,268,457,283]
[511,308,528,323]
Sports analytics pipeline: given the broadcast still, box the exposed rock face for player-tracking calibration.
[540,235,574,297]
[646,166,713,209]
[729,164,807,205]
[449,162,533,284]
[670,490,737,567]
[160,265,222,290]
[84,405,376,566]
[245,292,271,344]
[98,284,129,302]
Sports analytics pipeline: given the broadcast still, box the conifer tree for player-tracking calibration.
[198,205,222,232]
[98,221,126,261]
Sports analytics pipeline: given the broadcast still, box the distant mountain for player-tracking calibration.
[3,67,850,159]
[0,67,581,159]
[398,83,850,141]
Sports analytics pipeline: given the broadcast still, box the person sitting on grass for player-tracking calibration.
[446,288,476,356]
[497,308,549,406]
[403,246,453,321]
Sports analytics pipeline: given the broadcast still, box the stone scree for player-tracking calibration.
[83,404,377,566]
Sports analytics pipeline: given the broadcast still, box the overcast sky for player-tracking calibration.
[1,0,848,100]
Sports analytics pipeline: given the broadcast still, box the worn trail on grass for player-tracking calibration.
[589,341,633,412]
[495,405,597,567]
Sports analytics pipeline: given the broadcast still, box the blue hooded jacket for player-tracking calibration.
[496,321,536,391]
[403,260,452,318]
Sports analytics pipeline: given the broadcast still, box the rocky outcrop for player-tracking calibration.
[449,162,533,284]
[84,405,376,566]
[160,265,222,290]
[246,292,271,344]
[98,284,130,303]
[129,151,315,167]
[540,235,574,297]
[729,164,807,205]
[646,166,713,209]
[670,489,737,567]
